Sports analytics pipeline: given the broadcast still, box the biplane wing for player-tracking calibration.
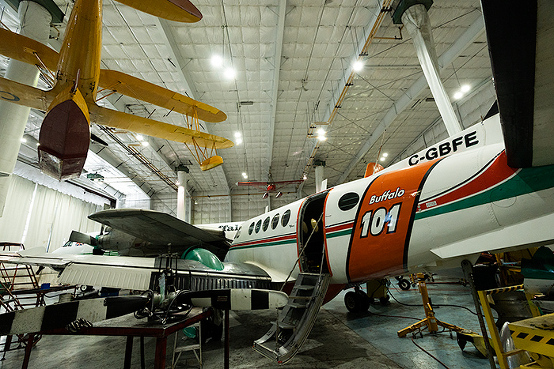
[115,0,202,23]
[0,76,53,111]
[0,27,59,72]
[88,104,233,149]
[98,69,227,123]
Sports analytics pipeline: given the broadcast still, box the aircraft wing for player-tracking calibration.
[114,0,203,23]
[98,70,227,123]
[482,0,554,167]
[88,104,233,149]
[89,208,230,257]
[0,77,53,111]
[0,28,59,72]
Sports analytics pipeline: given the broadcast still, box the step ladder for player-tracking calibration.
[253,273,330,364]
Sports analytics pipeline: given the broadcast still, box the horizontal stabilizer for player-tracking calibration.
[115,0,202,23]
[0,28,59,71]
[482,0,554,167]
[0,296,149,335]
[99,70,226,123]
[88,104,233,149]
[178,289,289,310]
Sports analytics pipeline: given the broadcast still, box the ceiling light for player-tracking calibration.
[234,132,242,138]
[136,134,144,141]
[317,128,327,141]
[141,141,149,147]
[303,174,308,180]
[380,156,386,162]
[382,152,388,157]
[224,67,236,80]
[235,137,243,145]
[352,60,364,72]
[453,91,464,100]
[211,55,223,68]
[242,172,248,179]
[20,137,27,143]
[461,84,471,93]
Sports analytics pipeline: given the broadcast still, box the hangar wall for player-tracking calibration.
[0,174,105,252]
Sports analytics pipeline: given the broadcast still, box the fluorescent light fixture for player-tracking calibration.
[211,55,223,68]
[224,67,236,80]
[352,60,364,72]
[453,91,464,100]
[461,84,471,93]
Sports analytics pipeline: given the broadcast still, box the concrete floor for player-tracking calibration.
[0,277,494,368]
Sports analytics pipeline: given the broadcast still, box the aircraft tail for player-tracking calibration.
[482,0,554,167]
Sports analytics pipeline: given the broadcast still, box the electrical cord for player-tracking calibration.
[411,338,450,369]
[388,285,478,315]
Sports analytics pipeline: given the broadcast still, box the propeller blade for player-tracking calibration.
[69,230,98,246]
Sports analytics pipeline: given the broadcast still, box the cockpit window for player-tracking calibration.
[282,209,291,227]
[255,219,262,233]
[271,213,280,229]
[248,222,255,235]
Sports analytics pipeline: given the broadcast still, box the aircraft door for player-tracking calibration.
[298,191,329,273]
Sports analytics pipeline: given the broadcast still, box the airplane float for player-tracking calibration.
[0,0,233,179]
[0,0,553,365]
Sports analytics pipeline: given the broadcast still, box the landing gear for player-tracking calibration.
[344,288,370,313]
[396,276,411,291]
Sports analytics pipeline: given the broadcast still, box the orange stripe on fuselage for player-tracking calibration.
[346,159,439,282]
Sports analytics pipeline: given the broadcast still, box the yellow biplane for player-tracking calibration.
[0,0,232,179]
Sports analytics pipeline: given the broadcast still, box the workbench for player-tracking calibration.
[20,308,212,369]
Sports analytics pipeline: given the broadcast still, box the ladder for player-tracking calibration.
[253,272,330,364]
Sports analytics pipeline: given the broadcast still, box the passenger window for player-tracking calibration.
[263,217,270,231]
[282,209,291,227]
[255,219,262,233]
[272,213,280,229]
[338,192,360,211]
[248,222,255,235]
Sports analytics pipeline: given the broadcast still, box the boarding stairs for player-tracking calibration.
[253,272,331,364]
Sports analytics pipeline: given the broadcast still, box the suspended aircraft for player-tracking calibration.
[0,0,233,179]
[0,0,553,364]
[237,178,305,198]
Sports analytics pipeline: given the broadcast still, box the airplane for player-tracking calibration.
[237,178,305,198]
[0,0,553,364]
[0,0,233,179]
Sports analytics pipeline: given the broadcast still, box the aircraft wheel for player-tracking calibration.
[344,291,370,313]
[398,278,411,291]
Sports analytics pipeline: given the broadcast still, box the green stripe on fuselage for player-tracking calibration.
[231,238,297,250]
[415,164,554,220]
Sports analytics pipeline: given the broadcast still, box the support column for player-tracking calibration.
[0,1,52,217]
[315,162,325,193]
[400,3,463,135]
[176,168,188,221]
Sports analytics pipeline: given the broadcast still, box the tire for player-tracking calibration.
[398,278,411,291]
[344,291,370,313]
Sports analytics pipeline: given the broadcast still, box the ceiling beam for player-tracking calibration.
[337,15,485,184]
[267,0,287,178]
